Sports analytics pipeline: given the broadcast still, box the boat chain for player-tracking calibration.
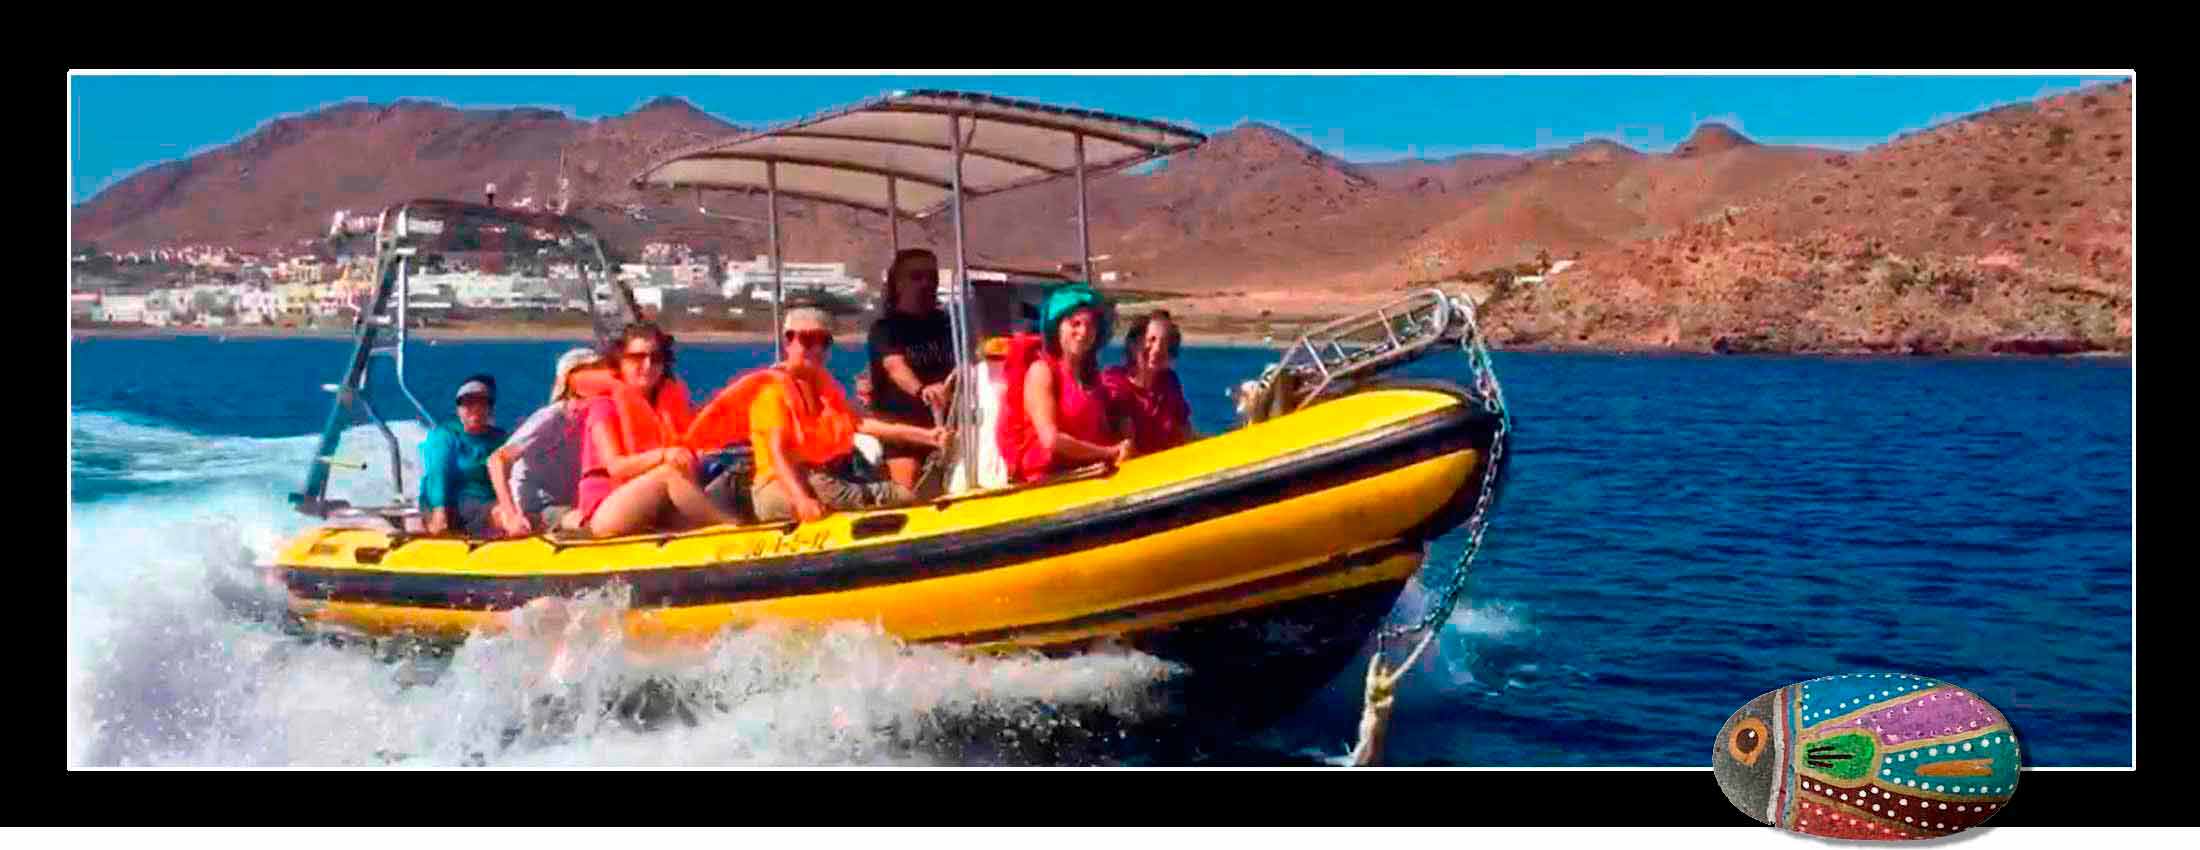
[1348,293,1512,766]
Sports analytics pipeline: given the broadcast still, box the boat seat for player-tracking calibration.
[943,360,1012,496]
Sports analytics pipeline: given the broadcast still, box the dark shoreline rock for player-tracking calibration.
[1988,337,2102,356]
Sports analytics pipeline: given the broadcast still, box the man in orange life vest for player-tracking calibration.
[741,307,944,523]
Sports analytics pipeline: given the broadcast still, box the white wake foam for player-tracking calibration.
[68,413,1183,766]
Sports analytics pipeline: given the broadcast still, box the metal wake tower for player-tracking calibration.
[290,199,641,524]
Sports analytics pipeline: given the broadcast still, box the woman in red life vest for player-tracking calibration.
[575,322,740,537]
[999,284,1133,482]
[1101,309,1196,454]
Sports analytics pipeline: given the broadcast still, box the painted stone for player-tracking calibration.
[1712,674,2019,840]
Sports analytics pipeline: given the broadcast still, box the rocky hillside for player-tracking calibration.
[1482,79,2133,354]
[73,79,2134,354]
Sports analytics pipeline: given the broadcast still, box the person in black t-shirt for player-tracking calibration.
[866,248,958,490]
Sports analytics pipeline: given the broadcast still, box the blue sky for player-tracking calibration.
[70,73,2126,204]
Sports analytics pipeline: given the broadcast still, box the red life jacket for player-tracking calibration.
[997,333,1116,483]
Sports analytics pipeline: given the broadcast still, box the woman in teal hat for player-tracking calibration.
[997,283,1133,482]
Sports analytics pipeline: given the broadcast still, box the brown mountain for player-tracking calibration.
[933,122,1419,286]
[72,95,979,282]
[73,80,2133,354]
[1388,127,1830,282]
[72,97,819,260]
[1486,78,2134,354]
[1674,122,1754,158]
[1361,153,1532,195]
[1540,138,1647,165]
[77,100,605,251]
[57,99,1848,294]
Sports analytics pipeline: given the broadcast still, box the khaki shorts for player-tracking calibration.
[751,468,917,522]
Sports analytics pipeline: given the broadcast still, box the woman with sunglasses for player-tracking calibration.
[575,322,739,537]
[865,248,958,491]
[1101,309,1196,454]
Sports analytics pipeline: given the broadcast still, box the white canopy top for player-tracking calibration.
[631,90,1206,219]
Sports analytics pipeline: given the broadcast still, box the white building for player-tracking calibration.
[313,285,358,319]
[100,294,147,324]
[183,284,239,315]
[410,271,520,308]
[725,255,865,302]
[641,242,692,265]
[143,289,181,313]
[405,277,455,311]
[70,292,100,321]
[280,257,325,284]
[672,262,713,289]
[235,287,278,324]
[456,275,516,308]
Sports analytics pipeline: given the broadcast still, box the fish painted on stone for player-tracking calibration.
[1712,674,2020,840]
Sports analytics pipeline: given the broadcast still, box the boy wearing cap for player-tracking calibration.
[420,373,510,534]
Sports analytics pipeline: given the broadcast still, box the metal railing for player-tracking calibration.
[1256,289,1474,415]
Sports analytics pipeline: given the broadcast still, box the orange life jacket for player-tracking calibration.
[683,367,860,479]
[567,366,695,456]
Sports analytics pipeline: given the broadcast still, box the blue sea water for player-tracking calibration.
[67,336,2134,767]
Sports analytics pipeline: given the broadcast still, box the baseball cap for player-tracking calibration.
[455,375,496,404]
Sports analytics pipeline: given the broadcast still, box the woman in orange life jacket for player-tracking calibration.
[999,283,1134,482]
[575,322,740,537]
[742,307,945,524]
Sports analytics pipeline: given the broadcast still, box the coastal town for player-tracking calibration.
[70,220,869,331]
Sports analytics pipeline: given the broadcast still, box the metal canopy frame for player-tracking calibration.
[632,90,1207,490]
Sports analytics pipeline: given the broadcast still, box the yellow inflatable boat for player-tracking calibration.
[275,91,1513,733]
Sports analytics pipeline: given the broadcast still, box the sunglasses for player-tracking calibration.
[785,329,834,348]
[622,350,666,364]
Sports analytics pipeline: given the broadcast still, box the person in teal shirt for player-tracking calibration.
[420,373,509,534]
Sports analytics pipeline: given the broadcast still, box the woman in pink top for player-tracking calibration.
[1101,309,1196,454]
[574,323,739,536]
[999,284,1132,483]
